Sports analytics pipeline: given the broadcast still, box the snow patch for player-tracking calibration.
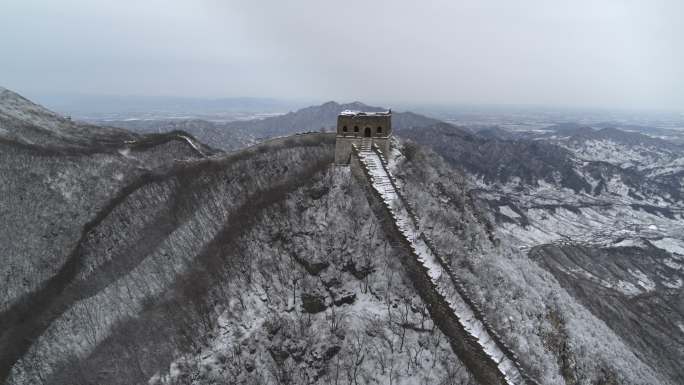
[678,322,684,335]
[663,258,683,271]
[652,238,684,256]
[629,269,656,292]
[499,205,521,218]
[662,278,682,289]
[612,239,641,248]
[614,280,643,296]
[118,147,132,158]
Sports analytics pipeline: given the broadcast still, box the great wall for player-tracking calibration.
[338,110,538,385]
[351,143,537,385]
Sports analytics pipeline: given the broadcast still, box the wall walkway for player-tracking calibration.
[352,144,538,385]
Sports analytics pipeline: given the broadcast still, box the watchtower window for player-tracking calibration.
[364,127,371,137]
[377,126,383,134]
[342,126,347,132]
[354,126,359,133]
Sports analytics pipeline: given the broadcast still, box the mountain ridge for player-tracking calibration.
[0,88,681,385]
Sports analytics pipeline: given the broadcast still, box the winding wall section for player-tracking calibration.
[351,144,538,385]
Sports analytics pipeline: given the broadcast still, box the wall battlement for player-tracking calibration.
[350,146,538,385]
[335,110,391,164]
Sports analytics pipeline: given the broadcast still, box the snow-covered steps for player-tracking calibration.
[353,146,536,385]
[360,137,372,152]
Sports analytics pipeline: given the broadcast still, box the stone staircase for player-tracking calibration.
[352,147,536,385]
[357,149,397,203]
[360,138,372,153]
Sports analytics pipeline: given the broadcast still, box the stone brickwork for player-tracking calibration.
[350,145,538,385]
[335,110,391,164]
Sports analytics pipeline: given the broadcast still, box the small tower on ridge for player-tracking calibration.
[334,109,392,164]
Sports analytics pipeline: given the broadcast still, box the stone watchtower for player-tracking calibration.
[334,109,392,164]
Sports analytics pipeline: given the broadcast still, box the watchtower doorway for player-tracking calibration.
[364,127,371,137]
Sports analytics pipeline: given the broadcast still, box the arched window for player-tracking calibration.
[354,126,359,133]
[377,126,383,134]
[342,126,348,132]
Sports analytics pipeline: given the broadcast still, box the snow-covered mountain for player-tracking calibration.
[400,121,684,384]
[0,87,137,149]
[1,88,682,385]
[0,90,469,385]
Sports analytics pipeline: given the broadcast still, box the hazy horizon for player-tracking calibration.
[2,0,683,111]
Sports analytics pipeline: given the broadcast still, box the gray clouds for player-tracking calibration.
[1,0,682,109]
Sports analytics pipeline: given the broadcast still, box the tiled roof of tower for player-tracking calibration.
[339,109,391,116]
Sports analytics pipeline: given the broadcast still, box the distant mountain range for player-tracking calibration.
[104,101,440,151]
[104,100,684,204]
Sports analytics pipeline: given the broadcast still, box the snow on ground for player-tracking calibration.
[482,176,684,250]
[652,238,684,256]
[614,280,644,297]
[663,258,683,271]
[144,165,464,385]
[554,264,645,297]
[647,157,684,177]
[629,269,656,292]
[358,147,525,385]
[0,87,71,134]
[612,239,645,248]
[662,277,683,289]
[558,139,680,172]
[499,205,521,218]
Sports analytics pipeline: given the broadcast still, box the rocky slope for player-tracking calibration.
[392,144,672,385]
[0,87,220,313]
[399,121,683,384]
[0,87,143,150]
[0,90,470,385]
[1,89,681,385]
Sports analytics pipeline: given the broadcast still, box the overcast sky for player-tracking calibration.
[2,0,682,110]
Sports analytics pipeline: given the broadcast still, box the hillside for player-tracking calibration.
[0,90,469,384]
[0,87,136,149]
[399,121,684,383]
[0,89,681,385]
